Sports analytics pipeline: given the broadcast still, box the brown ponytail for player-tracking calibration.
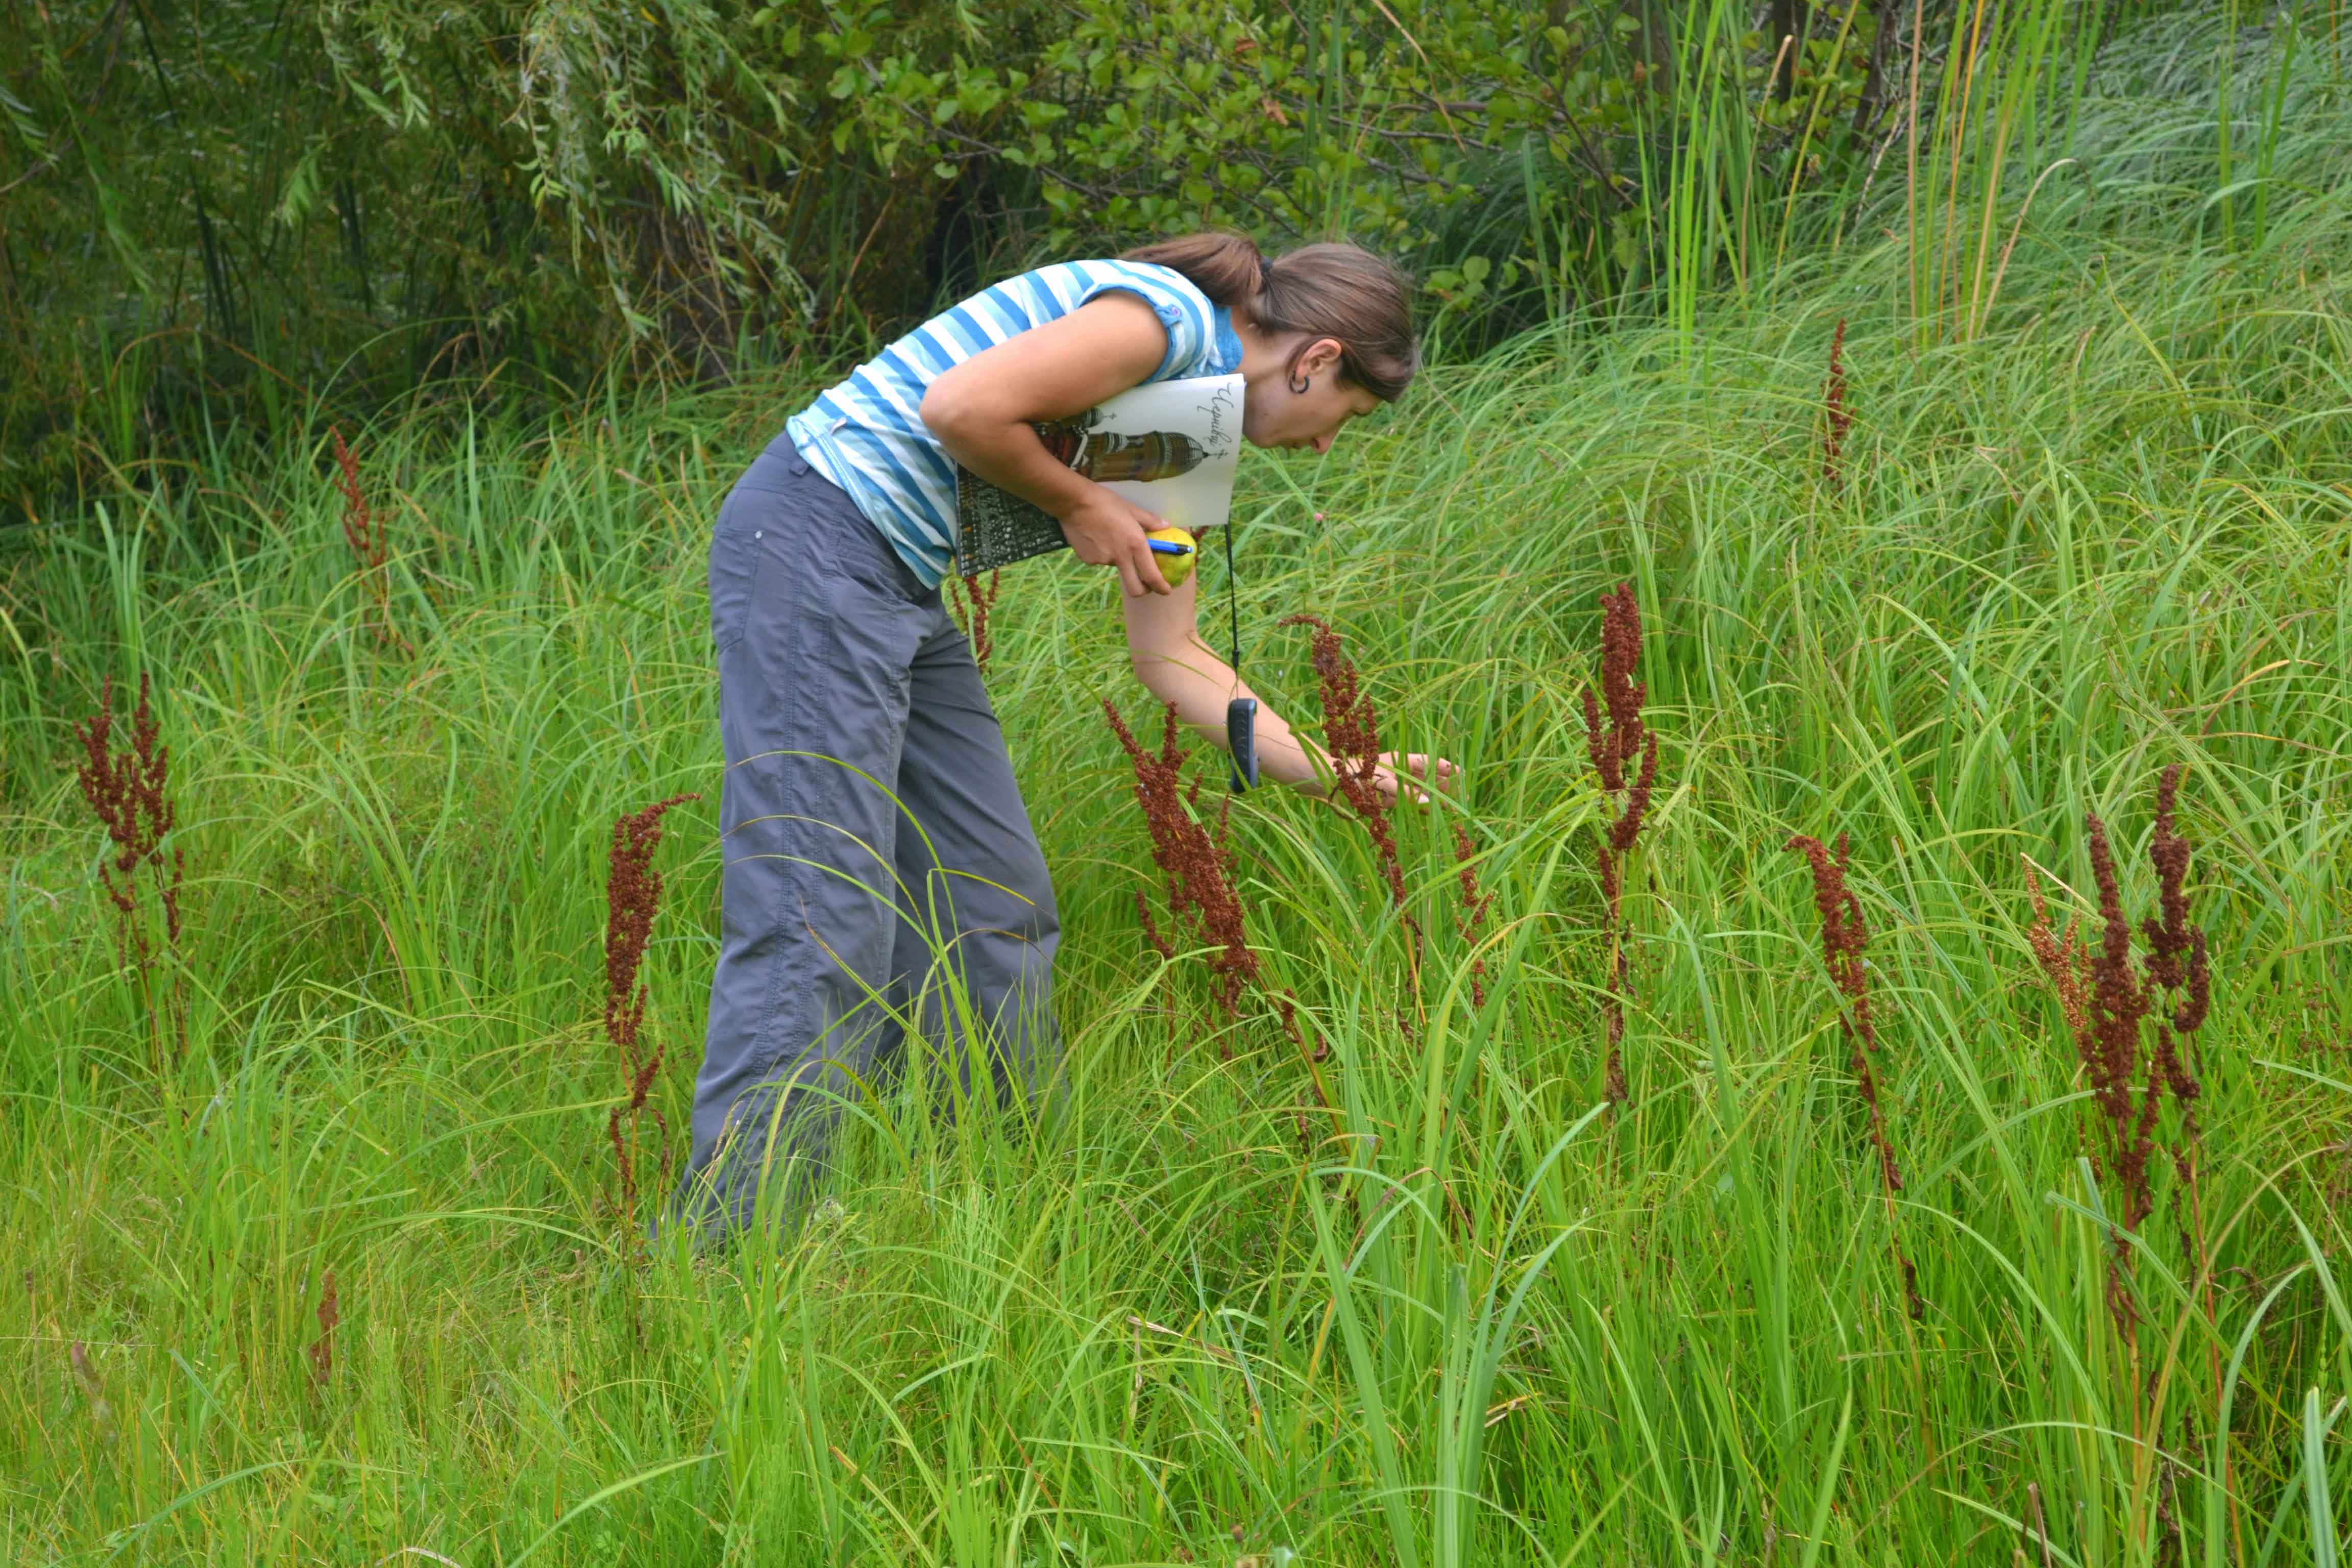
[1121,231,1420,401]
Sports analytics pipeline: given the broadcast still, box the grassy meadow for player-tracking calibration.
[6,12,2352,1565]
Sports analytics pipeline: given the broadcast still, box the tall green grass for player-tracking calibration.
[5,12,2352,1566]
[1616,1,2333,349]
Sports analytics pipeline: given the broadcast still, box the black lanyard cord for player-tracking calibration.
[1223,519,1243,675]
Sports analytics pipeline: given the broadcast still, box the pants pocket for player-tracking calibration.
[708,495,775,653]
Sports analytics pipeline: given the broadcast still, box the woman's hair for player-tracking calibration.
[1121,232,1419,401]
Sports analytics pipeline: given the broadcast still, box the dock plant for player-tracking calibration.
[1282,611,1407,912]
[72,672,187,1061]
[948,569,1003,673]
[1786,831,1922,1317]
[1104,699,1260,1034]
[1581,580,1658,1108]
[330,426,404,653]
[1821,316,1853,487]
[603,793,697,1248]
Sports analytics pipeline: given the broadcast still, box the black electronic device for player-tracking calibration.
[1227,697,1259,791]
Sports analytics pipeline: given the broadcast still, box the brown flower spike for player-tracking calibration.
[74,673,185,980]
[1106,700,1260,1030]
[605,793,699,1236]
[2083,813,2159,1237]
[1452,822,1493,1009]
[1582,583,1659,1106]
[1821,317,1852,487]
[309,1271,341,1388]
[2139,766,2209,1188]
[1282,613,1407,910]
[1106,701,1330,1075]
[2142,765,2211,1038]
[2024,775,2216,1339]
[1786,832,1922,1317]
[2023,864,2090,1045]
[2136,765,2217,1404]
[331,426,403,650]
[948,570,1003,673]
[1786,836,1898,1187]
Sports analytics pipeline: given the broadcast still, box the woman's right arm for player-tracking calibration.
[1123,573,1451,803]
[919,292,1184,598]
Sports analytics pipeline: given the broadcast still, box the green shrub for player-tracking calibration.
[4,0,2205,512]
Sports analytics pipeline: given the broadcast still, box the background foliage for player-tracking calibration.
[3,0,2207,514]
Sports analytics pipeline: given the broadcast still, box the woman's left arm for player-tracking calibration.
[1122,567,1451,803]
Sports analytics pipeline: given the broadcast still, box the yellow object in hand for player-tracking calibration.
[1146,526,1198,589]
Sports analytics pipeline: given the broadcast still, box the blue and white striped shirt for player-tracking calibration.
[785,260,1245,589]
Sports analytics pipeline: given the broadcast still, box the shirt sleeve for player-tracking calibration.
[1073,262,1215,382]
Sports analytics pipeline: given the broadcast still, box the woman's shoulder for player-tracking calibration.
[989,257,1210,309]
[879,259,1222,385]
[999,260,1219,376]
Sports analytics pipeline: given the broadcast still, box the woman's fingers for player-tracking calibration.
[1062,488,1173,594]
[1115,545,1167,597]
[1128,505,1171,594]
[1133,538,1171,595]
[1383,753,1461,801]
[1375,767,1432,807]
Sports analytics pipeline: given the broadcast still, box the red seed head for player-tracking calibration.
[1787,832,1899,1190]
[330,427,379,568]
[1609,730,1660,856]
[1822,317,1853,485]
[1452,823,1492,1008]
[2080,811,2163,1248]
[72,673,184,968]
[1586,582,1658,1109]
[1280,613,1405,908]
[2138,765,2211,1039]
[1586,584,1647,791]
[950,570,1004,672]
[1106,699,1259,1021]
[309,1270,340,1387]
[2141,765,2193,989]
[2023,863,2091,1046]
[605,794,699,1061]
[2082,813,2150,1122]
[602,793,697,1235]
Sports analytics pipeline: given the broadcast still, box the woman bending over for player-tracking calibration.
[679,232,1446,1232]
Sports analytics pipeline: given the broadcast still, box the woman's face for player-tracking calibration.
[1243,337,1385,454]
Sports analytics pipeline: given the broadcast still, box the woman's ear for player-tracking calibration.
[1298,337,1346,380]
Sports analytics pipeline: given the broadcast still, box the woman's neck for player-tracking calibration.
[1230,308,1295,390]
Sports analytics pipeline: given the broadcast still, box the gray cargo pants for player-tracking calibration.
[675,437,1060,1233]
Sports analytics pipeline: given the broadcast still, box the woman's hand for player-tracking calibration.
[1061,487,1174,598]
[1370,752,1458,807]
